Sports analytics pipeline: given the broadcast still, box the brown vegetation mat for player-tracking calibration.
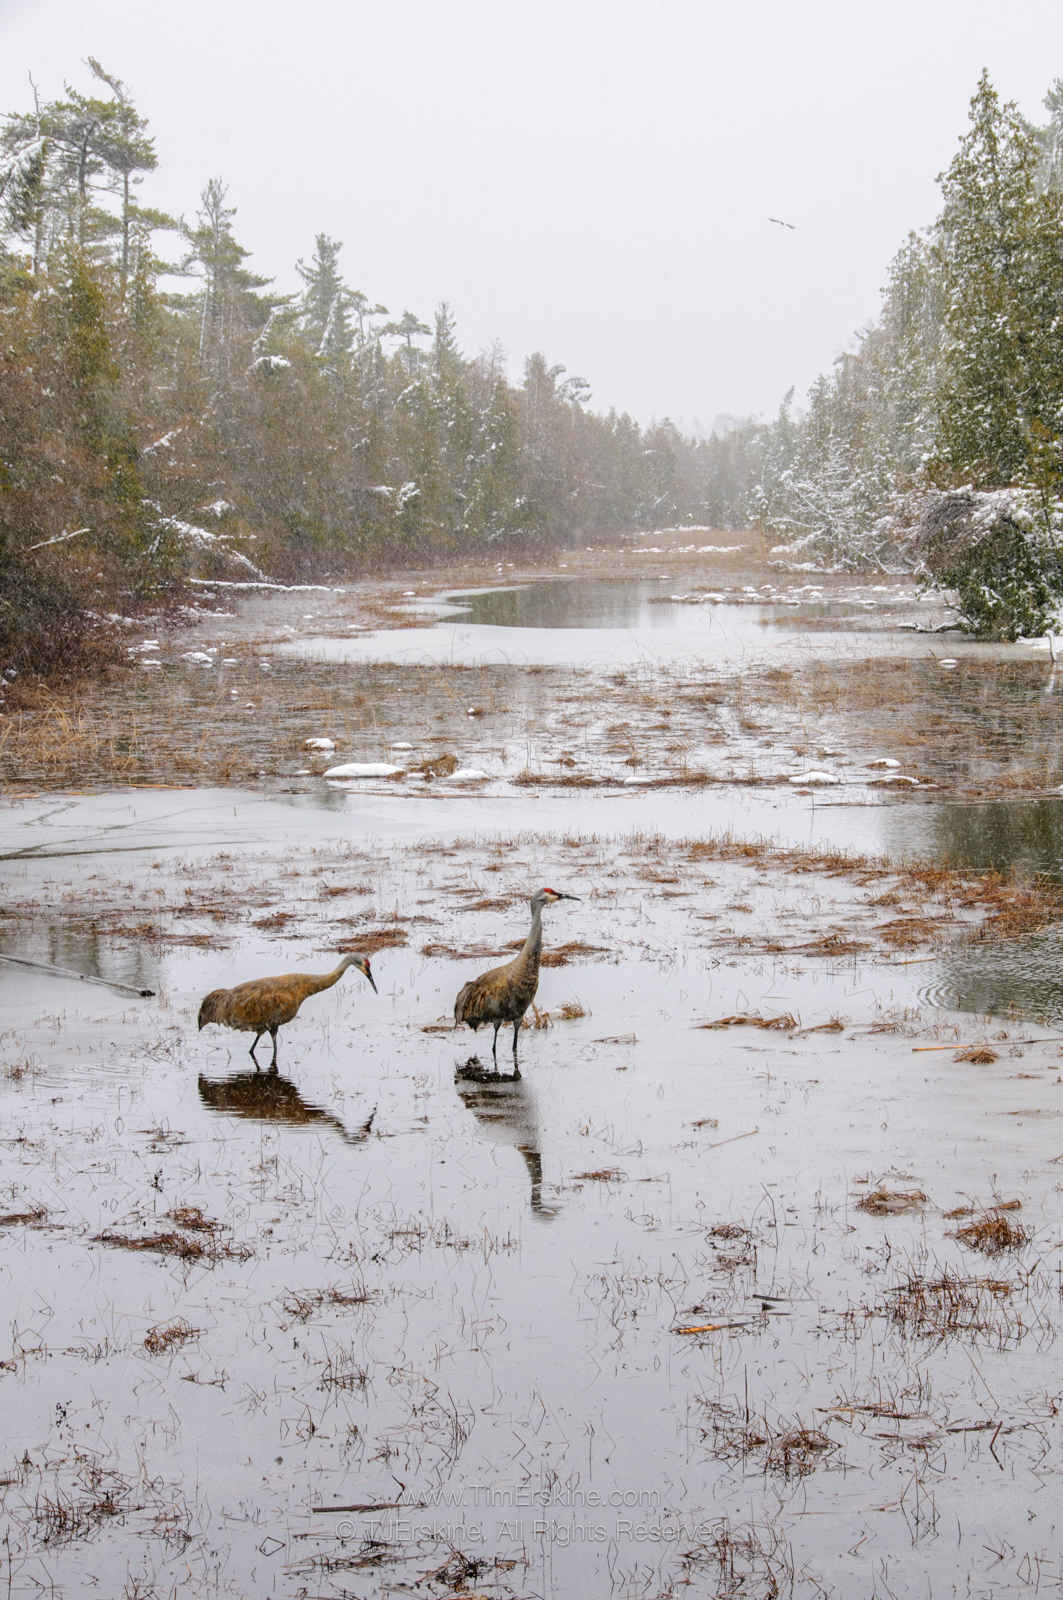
[93,1223,252,1263]
[93,1229,208,1261]
[881,1269,1026,1341]
[855,1187,928,1216]
[0,1206,48,1227]
[687,839,1063,942]
[698,1013,799,1031]
[420,941,500,960]
[143,1318,200,1355]
[950,1210,1032,1255]
[336,928,410,954]
[784,656,1063,793]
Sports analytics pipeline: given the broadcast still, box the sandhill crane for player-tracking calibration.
[454,887,578,1073]
[197,953,376,1067]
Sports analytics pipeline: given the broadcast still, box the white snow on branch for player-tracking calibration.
[157,516,265,579]
[142,427,184,455]
[188,578,345,593]
[25,526,90,552]
[249,354,291,375]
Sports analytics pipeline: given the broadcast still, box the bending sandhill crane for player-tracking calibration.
[454,887,578,1073]
[197,953,376,1067]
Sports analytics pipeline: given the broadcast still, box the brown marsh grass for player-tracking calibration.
[143,1318,200,1356]
[950,1210,1032,1256]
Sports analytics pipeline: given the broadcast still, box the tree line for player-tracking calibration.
[4,61,1062,681]
[713,70,1063,638]
[0,60,720,678]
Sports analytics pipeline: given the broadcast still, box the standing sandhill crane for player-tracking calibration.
[454,887,578,1073]
[197,953,376,1067]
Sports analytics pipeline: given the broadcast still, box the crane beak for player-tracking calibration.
[553,892,580,901]
[362,961,378,994]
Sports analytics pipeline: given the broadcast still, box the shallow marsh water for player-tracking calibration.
[5,542,1063,1598]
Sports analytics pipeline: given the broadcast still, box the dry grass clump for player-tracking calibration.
[539,939,609,966]
[33,1462,134,1545]
[143,1318,200,1355]
[512,769,609,789]
[698,1012,798,1032]
[944,1197,1021,1220]
[954,1045,999,1063]
[336,926,409,953]
[709,1222,751,1241]
[93,1208,250,1264]
[875,915,947,949]
[680,1517,794,1599]
[421,939,499,960]
[319,1348,369,1392]
[165,1205,218,1232]
[856,1187,928,1216]
[414,752,459,779]
[0,1204,47,1226]
[279,1282,374,1324]
[882,1268,1028,1345]
[93,1229,206,1262]
[951,1209,1031,1256]
[700,1399,835,1479]
[966,874,1063,939]
[0,1058,43,1083]
[787,930,872,956]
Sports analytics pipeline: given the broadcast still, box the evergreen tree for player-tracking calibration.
[1037,77,1063,191]
[383,308,430,372]
[934,71,1063,495]
[182,178,276,376]
[296,233,354,366]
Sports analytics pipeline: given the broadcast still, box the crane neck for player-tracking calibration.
[519,901,545,967]
[309,955,358,995]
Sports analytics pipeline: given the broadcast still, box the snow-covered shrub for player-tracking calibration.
[915,487,1063,639]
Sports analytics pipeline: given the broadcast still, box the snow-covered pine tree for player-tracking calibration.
[295,233,354,368]
[934,71,1063,495]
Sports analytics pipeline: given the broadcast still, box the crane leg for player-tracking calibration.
[511,1021,521,1074]
[491,1023,501,1062]
[269,1027,279,1069]
[249,1032,263,1068]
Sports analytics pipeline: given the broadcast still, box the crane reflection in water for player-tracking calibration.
[455,1057,559,1219]
[197,1067,375,1146]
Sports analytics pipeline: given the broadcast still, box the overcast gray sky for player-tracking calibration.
[4,0,1062,430]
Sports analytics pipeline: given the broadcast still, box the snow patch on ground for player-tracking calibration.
[323,762,404,780]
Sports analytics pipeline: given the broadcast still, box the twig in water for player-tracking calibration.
[0,952,153,998]
[708,1128,759,1149]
